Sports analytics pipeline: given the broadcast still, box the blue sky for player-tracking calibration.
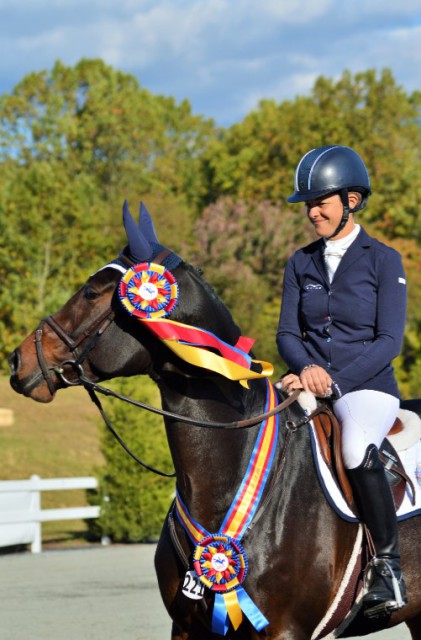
[0,0,420,126]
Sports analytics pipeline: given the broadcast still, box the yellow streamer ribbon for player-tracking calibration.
[223,590,243,630]
[159,337,273,388]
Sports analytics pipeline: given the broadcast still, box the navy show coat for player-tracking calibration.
[276,227,407,398]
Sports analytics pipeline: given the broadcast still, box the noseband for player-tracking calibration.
[34,307,115,395]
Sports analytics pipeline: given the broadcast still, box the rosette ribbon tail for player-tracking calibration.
[143,319,273,388]
[224,590,242,630]
[212,588,268,635]
[212,594,230,636]
[236,585,269,631]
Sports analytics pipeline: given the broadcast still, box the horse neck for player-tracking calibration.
[149,263,271,528]
[158,370,268,531]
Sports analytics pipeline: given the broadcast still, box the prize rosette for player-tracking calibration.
[119,262,179,319]
[193,534,248,593]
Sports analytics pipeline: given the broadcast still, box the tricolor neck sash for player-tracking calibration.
[175,380,279,635]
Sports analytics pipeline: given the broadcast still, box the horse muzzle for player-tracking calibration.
[8,346,56,402]
[8,349,24,394]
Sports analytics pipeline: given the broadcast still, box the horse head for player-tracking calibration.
[8,201,244,403]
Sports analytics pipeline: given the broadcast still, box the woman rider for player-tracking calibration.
[276,145,408,618]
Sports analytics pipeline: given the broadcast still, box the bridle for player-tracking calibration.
[34,307,115,396]
[33,257,318,475]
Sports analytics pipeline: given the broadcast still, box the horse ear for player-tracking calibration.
[139,201,159,245]
[122,200,152,261]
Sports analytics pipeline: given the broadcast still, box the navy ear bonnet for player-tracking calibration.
[120,200,182,271]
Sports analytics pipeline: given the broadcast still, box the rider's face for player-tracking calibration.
[305,193,355,239]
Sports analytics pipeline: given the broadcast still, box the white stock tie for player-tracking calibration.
[323,225,361,282]
[323,246,347,282]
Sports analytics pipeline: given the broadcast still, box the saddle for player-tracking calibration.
[310,403,417,514]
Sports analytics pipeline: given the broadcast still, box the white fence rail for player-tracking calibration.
[0,475,100,553]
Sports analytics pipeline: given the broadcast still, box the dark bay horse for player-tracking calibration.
[8,203,421,639]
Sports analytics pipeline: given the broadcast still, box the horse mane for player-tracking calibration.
[174,260,243,348]
[183,262,226,308]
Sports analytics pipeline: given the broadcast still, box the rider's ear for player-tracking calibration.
[348,192,361,211]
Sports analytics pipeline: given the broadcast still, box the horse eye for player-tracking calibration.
[83,286,100,301]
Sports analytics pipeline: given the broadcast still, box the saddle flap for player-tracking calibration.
[313,409,355,512]
[312,407,413,514]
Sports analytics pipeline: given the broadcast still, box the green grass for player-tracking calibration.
[0,376,104,546]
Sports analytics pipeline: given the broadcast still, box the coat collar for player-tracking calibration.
[310,226,373,285]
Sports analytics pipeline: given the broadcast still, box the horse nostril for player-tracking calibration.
[8,349,20,375]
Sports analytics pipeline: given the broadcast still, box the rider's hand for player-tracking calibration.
[299,365,332,397]
[279,373,303,394]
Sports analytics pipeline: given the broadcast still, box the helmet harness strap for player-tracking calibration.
[327,188,350,239]
[327,188,366,240]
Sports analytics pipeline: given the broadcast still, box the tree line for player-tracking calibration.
[1,60,419,541]
[1,60,419,393]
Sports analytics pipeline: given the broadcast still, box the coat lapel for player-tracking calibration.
[331,227,372,283]
[310,240,330,285]
[309,227,373,286]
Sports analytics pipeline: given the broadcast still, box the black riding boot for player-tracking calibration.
[347,444,408,618]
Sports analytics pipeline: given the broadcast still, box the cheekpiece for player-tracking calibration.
[193,534,248,593]
[119,262,179,319]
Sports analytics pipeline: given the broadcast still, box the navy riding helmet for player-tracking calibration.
[288,145,371,209]
[288,145,372,237]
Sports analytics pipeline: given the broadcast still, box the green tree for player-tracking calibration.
[0,59,215,368]
[203,69,421,240]
[88,377,174,542]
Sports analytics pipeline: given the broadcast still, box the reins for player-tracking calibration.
[85,385,177,477]
[80,375,302,429]
[81,384,304,477]
[80,377,326,478]
[81,380,302,477]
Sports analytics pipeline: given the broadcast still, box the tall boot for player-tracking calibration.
[347,444,408,618]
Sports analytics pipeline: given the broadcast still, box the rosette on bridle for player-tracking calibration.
[109,202,273,387]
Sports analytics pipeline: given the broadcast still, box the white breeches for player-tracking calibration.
[333,390,399,469]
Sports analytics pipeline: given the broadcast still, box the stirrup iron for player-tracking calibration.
[363,557,407,618]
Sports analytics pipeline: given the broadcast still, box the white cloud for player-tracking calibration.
[0,0,419,124]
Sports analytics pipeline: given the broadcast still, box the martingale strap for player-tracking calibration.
[175,380,279,635]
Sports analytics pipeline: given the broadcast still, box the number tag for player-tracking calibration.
[182,570,205,600]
